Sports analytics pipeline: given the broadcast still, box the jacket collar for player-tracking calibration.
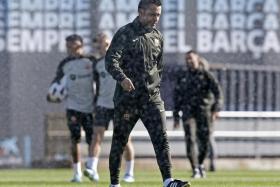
[132,16,154,34]
[66,55,84,61]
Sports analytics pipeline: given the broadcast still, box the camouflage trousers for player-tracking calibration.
[109,100,172,184]
[183,111,213,170]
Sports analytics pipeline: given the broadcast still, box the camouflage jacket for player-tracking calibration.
[105,17,164,106]
[173,67,224,122]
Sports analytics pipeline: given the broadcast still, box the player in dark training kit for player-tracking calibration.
[105,0,190,187]
[173,50,223,178]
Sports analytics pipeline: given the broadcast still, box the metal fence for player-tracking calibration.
[161,63,280,111]
[45,112,280,159]
[211,64,280,111]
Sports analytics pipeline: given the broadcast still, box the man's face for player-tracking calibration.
[66,40,83,56]
[139,4,161,29]
[186,53,200,69]
[92,35,109,54]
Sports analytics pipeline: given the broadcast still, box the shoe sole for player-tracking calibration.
[70,178,82,183]
[123,179,135,183]
[166,182,191,187]
[184,182,191,187]
[83,170,99,182]
[71,180,82,183]
[83,170,91,179]
[192,175,202,179]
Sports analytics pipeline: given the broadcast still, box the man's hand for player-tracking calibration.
[46,93,61,103]
[121,78,135,92]
[173,121,180,130]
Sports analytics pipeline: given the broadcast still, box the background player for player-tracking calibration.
[84,32,135,183]
[173,50,223,178]
[47,34,95,183]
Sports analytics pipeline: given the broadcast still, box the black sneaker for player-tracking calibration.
[167,179,191,187]
[209,163,216,172]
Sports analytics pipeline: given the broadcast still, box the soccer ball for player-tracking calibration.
[47,76,67,103]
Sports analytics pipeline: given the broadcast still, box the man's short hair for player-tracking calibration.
[186,50,197,55]
[138,0,162,10]
[65,34,83,44]
[92,32,109,43]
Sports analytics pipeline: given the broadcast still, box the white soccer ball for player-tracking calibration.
[47,76,67,102]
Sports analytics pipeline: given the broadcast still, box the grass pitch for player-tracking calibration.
[0,169,279,187]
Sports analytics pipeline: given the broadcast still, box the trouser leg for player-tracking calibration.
[141,103,172,181]
[109,105,138,185]
[208,130,217,171]
[66,110,82,163]
[183,118,199,170]
[196,113,211,165]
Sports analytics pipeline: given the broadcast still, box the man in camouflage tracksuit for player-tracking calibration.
[173,50,223,179]
[105,1,190,187]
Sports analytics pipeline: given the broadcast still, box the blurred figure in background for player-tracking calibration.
[47,34,95,183]
[199,57,218,172]
[173,50,223,178]
[84,32,135,183]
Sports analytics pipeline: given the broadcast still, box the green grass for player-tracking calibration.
[0,169,279,187]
